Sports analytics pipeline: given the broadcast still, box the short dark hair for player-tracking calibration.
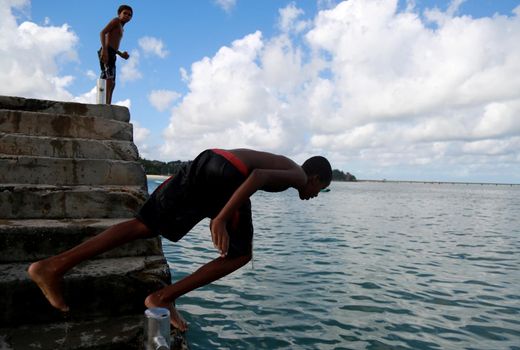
[118,5,133,15]
[302,156,332,184]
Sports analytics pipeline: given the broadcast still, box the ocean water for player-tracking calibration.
[147,178,520,350]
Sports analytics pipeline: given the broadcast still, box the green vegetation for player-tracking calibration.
[332,169,356,182]
[138,158,356,181]
[138,158,188,176]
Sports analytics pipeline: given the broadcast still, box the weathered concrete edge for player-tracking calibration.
[0,95,130,122]
[0,109,133,141]
[0,133,139,161]
[0,314,189,350]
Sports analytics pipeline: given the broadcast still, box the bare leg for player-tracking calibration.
[145,254,251,331]
[106,78,115,104]
[28,218,154,312]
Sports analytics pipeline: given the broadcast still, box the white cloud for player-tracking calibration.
[160,0,520,182]
[138,36,168,58]
[71,85,133,106]
[462,138,520,156]
[133,122,150,143]
[86,69,97,80]
[132,120,152,159]
[72,85,97,104]
[214,0,236,13]
[424,0,466,25]
[120,49,142,82]
[473,101,520,139]
[148,89,181,112]
[180,67,189,82]
[114,98,131,109]
[161,31,290,159]
[0,0,78,100]
[278,2,310,33]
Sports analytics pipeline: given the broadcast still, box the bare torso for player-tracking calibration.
[104,18,123,50]
[229,148,306,192]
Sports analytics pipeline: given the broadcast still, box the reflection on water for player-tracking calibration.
[148,177,520,349]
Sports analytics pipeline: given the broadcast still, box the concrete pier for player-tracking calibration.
[0,96,187,349]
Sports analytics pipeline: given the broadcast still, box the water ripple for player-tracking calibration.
[153,181,520,349]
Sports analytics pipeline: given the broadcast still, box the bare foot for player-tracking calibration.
[145,293,188,332]
[27,261,70,312]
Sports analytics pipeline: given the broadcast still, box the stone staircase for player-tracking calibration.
[0,96,174,349]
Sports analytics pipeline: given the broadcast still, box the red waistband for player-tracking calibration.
[211,149,249,177]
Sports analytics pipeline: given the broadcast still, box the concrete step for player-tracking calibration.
[0,184,147,219]
[0,314,144,350]
[0,314,189,350]
[0,133,139,160]
[0,109,133,141]
[0,95,130,122]
[0,218,162,263]
[0,155,145,186]
[0,256,171,326]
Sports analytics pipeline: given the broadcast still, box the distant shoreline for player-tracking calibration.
[146,174,518,187]
[357,179,519,186]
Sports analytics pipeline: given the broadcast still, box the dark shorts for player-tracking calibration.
[136,149,254,258]
[98,47,117,80]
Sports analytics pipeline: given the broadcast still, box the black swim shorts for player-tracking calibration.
[136,149,254,258]
[98,47,117,80]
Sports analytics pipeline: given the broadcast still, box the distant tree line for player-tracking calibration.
[138,158,356,181]
[138,158,189,176]
[332,169,356,182]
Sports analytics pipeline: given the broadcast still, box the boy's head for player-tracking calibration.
[299,156,332,200]
[118,5,133,23]
[118,5,133,15]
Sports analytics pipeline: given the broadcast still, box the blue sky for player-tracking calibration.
[2,0,520,183]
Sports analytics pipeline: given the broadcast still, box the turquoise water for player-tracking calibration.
[147,179,520,349]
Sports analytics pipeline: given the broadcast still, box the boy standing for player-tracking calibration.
[98,5,133,104]
[28,148,332,331]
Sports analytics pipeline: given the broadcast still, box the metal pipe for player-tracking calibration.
[96,79,106,104]
[144,307,171,350]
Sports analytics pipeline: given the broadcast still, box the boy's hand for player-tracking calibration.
[119,51,130,59]
[210,218,229,257]
[101,49,108,64]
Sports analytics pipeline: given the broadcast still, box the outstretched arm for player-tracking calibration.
[117,50,130,59]
[210,167,306,257]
